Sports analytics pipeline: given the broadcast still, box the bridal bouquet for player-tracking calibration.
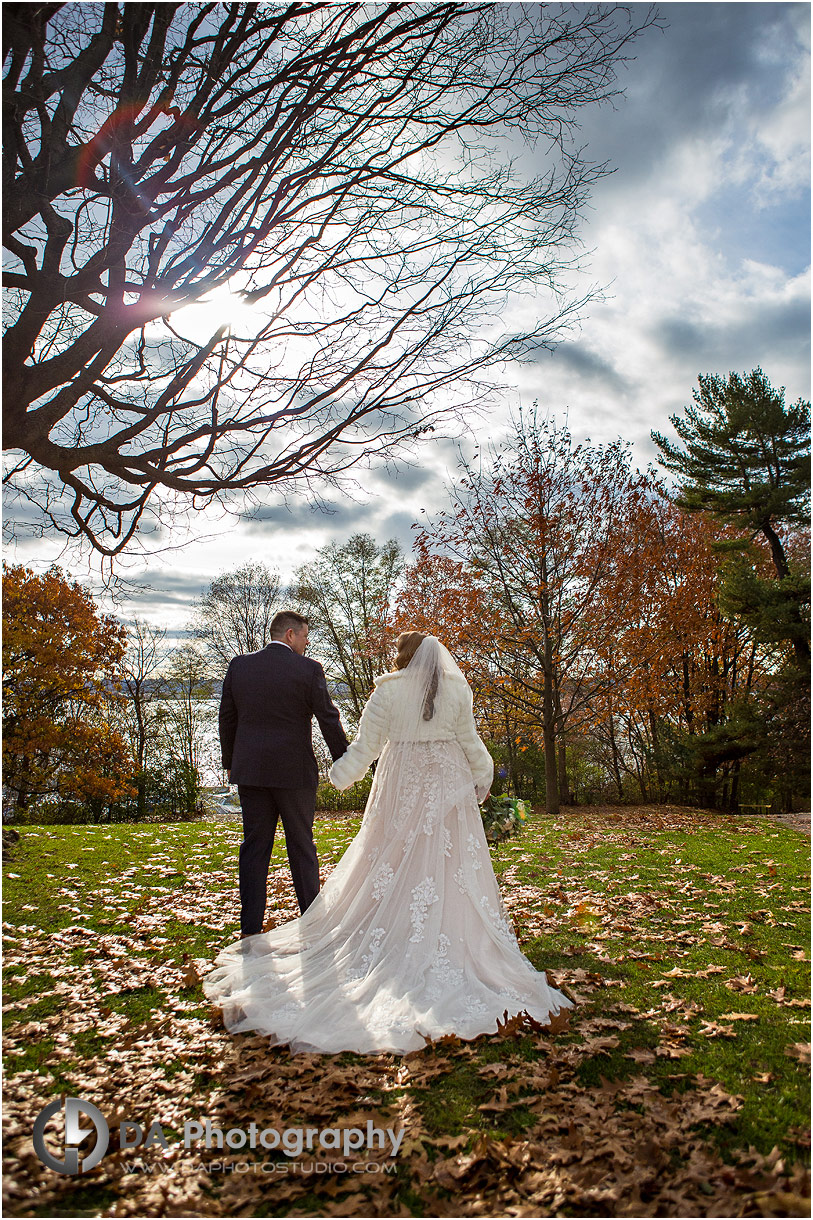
[480,794,530,844]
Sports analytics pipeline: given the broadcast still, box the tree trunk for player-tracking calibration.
[539,556,560,815]
[760,521,809,663]
[607,705,624,799]
[648,705,664,801]
[553,683,570,806]
[500,705,518,796]
[681,652,693,730]
[761,517,789,580]
[543,724,558,815]
[557,739,570,806]
[542,661,559,815]
[14,756,34,814]
[133,679,147,819]
[728,761,741,812]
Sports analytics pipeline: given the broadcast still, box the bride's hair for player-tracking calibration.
[394,630,438,721]
[393,631,425,670]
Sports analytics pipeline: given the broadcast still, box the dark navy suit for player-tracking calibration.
[219,643,348,933]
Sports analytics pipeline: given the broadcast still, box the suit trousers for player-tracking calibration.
[237,785,320,935]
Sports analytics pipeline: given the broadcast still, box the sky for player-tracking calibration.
[6,1,810,642]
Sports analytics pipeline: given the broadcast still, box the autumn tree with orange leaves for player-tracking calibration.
[393,551,539,797]
[2,564,133,814]
[586,494,780,809]
[402,413,668,815]
[399,415,797,812]
[650,369,810,809]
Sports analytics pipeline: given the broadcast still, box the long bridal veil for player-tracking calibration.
[203,636,573,1054]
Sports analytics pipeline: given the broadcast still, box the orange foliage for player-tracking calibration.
[592,493,779,732]
[2,564,134,811]
[394,418,780,807]
[398,425,665,741]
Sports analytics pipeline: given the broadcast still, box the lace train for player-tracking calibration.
[203,740,573,1054]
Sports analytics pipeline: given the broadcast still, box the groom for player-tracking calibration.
[218,611,349,936]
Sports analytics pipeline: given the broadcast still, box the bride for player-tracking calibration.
[203,632,573,1054]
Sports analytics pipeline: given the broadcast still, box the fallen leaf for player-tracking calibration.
[724,974,759,994]
[699,1021,737,1038]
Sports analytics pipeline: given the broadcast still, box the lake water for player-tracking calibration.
[195,699,223,786]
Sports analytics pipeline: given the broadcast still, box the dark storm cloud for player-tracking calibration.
[654,294,811,370]
[241,497,373,534]
[378,510,421,552]
[121,568,212,605]
[655,317,707,358]
[368,462,434,494]
[532,343,630,395]
[290,506,421,557]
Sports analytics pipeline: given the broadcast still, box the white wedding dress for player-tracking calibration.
[203,638,572,1054]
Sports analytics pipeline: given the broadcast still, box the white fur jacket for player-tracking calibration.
[329,669,494,795]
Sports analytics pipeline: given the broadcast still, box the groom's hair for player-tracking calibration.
[270,610,309,638]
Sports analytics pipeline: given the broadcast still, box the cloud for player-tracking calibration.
[118,569,212,606]
[237,485,432,561]
[581,3,809,199]
[27,3,809,637]
[366,462,435,494]
[531,342,630,395]
[654,283,811,372]
[240,497,371,533]
[377,510,421,551]
[509,3,812,459]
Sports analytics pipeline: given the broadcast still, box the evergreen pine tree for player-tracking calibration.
[652,368,810,664]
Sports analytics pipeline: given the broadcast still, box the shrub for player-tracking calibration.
[6,763,203,824]
[316,774,373,812]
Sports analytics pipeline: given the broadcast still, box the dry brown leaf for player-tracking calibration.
[725,973,759,993]
[699,1021,737,1038]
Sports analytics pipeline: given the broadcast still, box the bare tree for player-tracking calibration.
[191,560,281,672]
[295,533,403,725]
[158,643,214,808]
[3,2,656,557]
[119,614,166,756]
[118,616,166,816]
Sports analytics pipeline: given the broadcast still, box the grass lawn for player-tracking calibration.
[2,805,810,1218]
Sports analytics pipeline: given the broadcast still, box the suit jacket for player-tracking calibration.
[219,644,348,789]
